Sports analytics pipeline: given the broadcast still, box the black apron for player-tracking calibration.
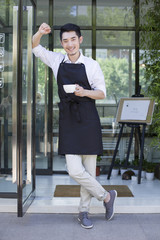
[57,60,103,155]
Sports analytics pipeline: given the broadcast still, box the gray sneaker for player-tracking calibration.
[78,212,93,229]
[103,190,117,220]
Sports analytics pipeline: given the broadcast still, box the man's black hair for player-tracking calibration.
[60,23,81,41]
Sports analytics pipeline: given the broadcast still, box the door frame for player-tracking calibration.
[17,0,36,217]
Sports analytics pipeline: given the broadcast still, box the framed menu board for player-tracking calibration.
[116,97,155,125]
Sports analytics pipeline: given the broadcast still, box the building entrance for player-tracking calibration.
[0,0,36,217]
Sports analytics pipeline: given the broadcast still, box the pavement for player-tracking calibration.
[0,213,160,240]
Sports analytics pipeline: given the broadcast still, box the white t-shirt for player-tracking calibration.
[32,45,106,96]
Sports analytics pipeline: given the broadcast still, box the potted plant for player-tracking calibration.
[132,158,139,175]
[130,158,147,178]
[120,159,130,175]
[111,159,120,177]
[96,155,102,176]
[141,159,148,178]
[145,162,155,180]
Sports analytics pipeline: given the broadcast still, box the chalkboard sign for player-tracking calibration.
[116,97,155,125]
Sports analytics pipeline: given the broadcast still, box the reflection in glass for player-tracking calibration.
[96,0,135,26]
[35,37,49,170]
[37,0,49,25]
[96,31,134,48]
[54,0,92,26]
[21,2,33,202]
[96,31,135,103]
[0,0,18,193]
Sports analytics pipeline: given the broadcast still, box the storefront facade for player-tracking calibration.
[0,0,159,217]
[36,0,140,174]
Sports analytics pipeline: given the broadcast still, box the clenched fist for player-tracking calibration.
[38,23,51,35]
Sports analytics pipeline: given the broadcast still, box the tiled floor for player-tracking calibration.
[1,174,160,214]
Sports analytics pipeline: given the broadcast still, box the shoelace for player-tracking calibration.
[81,212,88,219]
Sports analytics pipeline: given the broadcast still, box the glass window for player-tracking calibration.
[96,0,135,27]
[37,0,49,26]
[139,0,160,93]
[54,0,92,26]
[96,30,135,48]
[37,36,48,101]
[36,36,49,169]
[0,0,19,26]
[81,30,92,57]
[139,0,154,25]
[0,0,6,25]
[96,31,135,103]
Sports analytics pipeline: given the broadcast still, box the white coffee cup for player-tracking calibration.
[63,84,76,93]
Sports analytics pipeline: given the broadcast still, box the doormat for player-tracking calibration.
[54,185,134,197]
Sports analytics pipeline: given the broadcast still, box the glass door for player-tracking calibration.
[16,1,36,217]
[0,1,19,198]
[0,0,36,216]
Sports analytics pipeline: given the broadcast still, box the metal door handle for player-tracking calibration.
[44,65,48,156]
[12,6,18,183]
[26,6,33,183]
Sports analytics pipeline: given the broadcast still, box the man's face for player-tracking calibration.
[61,31,83,58]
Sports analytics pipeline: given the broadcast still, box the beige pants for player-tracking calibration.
[65,154,108,212]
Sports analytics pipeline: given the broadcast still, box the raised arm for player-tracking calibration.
[32,23,51,48]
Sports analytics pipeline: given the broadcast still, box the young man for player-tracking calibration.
[32,23,117,229]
